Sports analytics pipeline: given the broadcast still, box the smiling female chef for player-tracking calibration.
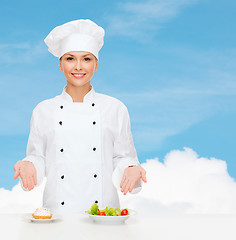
[13,19,147,214]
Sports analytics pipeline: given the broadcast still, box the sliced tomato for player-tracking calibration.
[121,209,129,216]
[98,211,106,216]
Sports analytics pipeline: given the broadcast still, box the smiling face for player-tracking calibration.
[59,51,98,89]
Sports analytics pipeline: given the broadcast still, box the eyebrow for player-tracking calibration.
[65,53,92,57]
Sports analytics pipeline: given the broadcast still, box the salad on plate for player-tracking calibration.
[85,203,129,216]
[85,203,133,224]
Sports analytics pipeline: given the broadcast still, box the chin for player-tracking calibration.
[69,81,90,88]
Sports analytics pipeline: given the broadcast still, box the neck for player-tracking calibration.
[65,83,92,102]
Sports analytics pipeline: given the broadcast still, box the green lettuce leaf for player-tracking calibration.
[85,203,99,215]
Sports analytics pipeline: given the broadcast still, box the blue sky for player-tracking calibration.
[1,0,236,189]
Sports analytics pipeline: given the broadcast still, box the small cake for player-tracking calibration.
[32,207,53,219]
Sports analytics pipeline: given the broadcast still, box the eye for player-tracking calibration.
[66,57,74,61]
[84,57,91,62]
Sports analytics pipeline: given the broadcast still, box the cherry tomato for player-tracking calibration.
[121,209,129,216]
[98,211,106,216]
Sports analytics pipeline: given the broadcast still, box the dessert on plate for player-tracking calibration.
[32,207,53,219]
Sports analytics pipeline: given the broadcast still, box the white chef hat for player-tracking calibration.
[44,19,105,60]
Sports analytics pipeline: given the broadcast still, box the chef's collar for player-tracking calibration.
[61,85,95,103]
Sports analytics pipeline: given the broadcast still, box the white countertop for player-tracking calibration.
[1,213,236,240]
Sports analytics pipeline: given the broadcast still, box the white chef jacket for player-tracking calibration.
[21,86,141,214]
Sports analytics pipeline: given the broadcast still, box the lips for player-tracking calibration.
[71,73,86,79]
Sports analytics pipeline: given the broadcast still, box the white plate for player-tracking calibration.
[26,214,59,223]
[85,209,136,224]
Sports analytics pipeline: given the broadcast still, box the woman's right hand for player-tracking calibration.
[13,160,37,191]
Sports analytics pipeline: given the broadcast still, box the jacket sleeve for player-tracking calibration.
[21,108,46,189]
[112,104,142,194]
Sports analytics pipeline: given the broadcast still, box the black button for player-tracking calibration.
[60,148,64,152]
[94,174,97,178]
[61,201,64,205]
[93,121,96,125]
[93,147,96,151]
[59,121,62,125]
[95,200,98,204]
[92,103,95,107]
[60,105,63,109]
[61,175,64,179]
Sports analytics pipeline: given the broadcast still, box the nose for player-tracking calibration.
[75,60,82,70]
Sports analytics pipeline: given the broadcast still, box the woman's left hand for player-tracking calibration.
[120,165,147,195]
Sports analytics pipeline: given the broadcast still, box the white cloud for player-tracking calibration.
[1,148,236,214]
[0,179,46,213]
[106,0,198,39]
[0,41,46,63]
[123,0,196,19]
[118,148,236,214]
